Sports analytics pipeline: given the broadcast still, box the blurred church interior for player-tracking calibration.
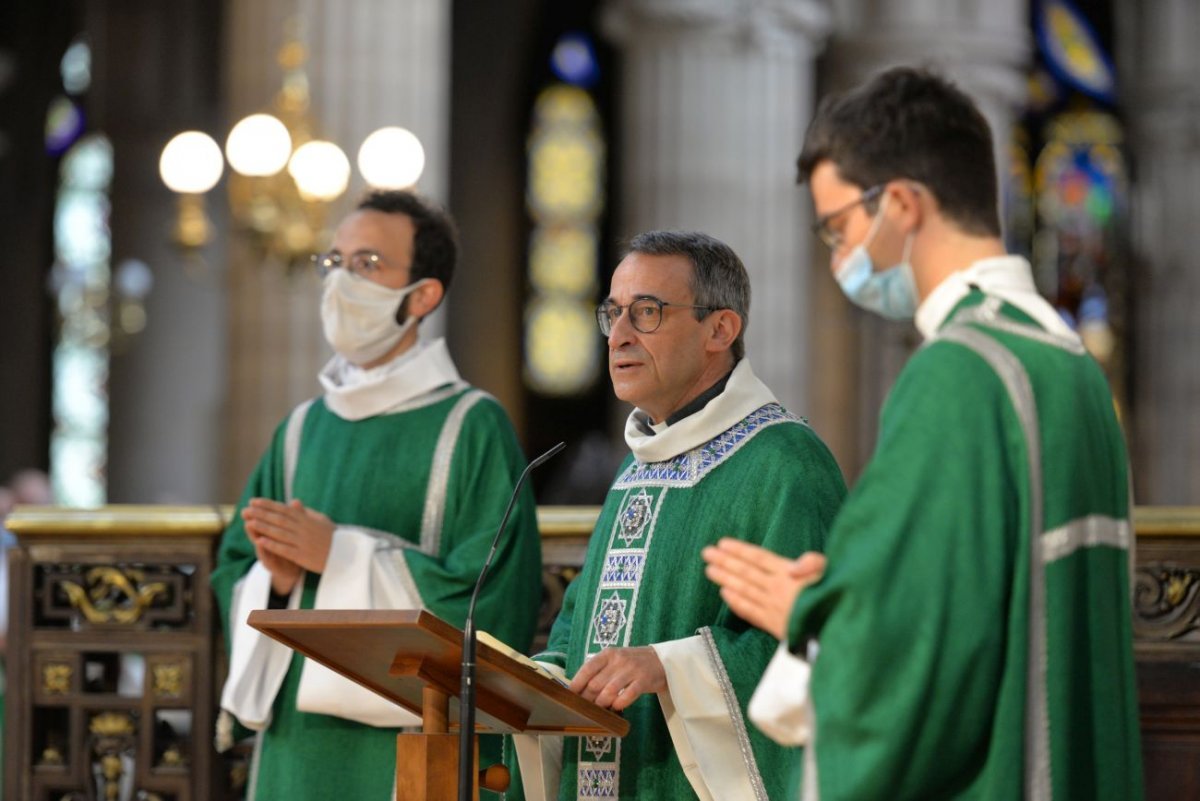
[1,0,1195,508]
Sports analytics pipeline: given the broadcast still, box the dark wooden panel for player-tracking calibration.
[1134,508,1200,800]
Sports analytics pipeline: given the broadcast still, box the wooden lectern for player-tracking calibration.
[248,609,629,800]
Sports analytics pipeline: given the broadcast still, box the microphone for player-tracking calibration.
[458,441,565,800]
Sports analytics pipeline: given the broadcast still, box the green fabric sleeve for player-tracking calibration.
[787,341,1022,799]
[535,565,583,671]
[534,453,633,671]
[401,397,543,653]
[704,423,846,798]
[210,417,289,653]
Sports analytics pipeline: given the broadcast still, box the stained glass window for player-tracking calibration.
[523,74,606,395]
[1033,109,1127,392]
[50,134,113,506]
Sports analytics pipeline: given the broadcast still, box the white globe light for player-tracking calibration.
[288,140,350,201]
[357,126,425,188]
[159,131,223,194]
[225,113,292,176]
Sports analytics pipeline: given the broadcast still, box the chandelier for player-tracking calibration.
[157,25,426,267]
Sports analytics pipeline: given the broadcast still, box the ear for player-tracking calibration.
[883,181,924,230]
[704,309,743,354]
[407,279,445,319]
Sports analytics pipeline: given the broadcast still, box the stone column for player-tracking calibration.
[221,0,451,498]
[601,0,833,419]
[99,0,229,504]
[815,0,1030,478]
[1120,0,1200,504]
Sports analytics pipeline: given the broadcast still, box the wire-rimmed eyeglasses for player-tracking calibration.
[812,184,883,250]
[596,297,719,336]
[310,250,388,279]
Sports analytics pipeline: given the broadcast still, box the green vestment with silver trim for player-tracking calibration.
[789,291,1143,800]
[538,402,846,800]
[212,387,541,801]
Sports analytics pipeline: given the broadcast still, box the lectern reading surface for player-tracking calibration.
[248,608,628,735]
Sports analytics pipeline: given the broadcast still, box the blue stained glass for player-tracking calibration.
[550,32,599,88]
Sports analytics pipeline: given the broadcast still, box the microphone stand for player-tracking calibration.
[458,441,565,801]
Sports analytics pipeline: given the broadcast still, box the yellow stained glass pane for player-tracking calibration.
[524,298,600,395]
[1043,110,1122,147]
[528,129,603,220]
[534,85,596,126]
[530,227,597,296]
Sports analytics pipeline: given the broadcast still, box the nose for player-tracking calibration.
[607,308,636,351]
[828,243,851,276]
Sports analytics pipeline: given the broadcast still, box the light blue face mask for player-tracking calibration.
[834,196,918,321]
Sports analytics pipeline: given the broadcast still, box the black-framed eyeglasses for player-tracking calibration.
[311,250,387,279]
[595,297,719,336]
[812,184,884,250]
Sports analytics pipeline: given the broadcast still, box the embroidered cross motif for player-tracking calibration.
[618,489,653,547]
[584,736,613,761]
[592,592,628,647]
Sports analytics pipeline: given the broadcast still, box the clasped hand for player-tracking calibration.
[701,538,827,640]
[241,498,335,596]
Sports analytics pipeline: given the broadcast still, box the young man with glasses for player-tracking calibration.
[512,230,846,801]
[705,66,1143,799]
[211,190,541,801]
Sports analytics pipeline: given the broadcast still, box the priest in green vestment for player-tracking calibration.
[705,66,1143,800]
[512,230,847,800]
[211,190,541,801]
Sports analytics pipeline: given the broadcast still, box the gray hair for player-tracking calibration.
[625,230,750,360]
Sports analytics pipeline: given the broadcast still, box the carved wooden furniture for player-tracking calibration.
[1132,506,1200,799]
[5,503,1195,799]
[4,505,229,801]
[0,504,596,801]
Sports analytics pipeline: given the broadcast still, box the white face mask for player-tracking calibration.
[834,196,919,321]
[320,270,428,365]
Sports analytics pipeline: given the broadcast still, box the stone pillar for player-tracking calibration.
[1120,0,1200,504]
[601,0,833,419]
[221,0,451,499]
[99,0,229,504]
[815,0,1030,478]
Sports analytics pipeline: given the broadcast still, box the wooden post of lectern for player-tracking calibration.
[247,609,629,801]
[395,685,477,801]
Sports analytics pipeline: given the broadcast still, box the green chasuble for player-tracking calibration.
[211,385,541,801]
[532,372,846,800]
[789,291,1143,800]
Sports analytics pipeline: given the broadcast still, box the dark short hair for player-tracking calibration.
[625,230,750,361]
[357,189,459,292]
[797,66,1001,237]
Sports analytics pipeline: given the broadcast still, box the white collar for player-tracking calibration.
[318,338,466,421]
[914,256,1077,341]
[624,359,778,463]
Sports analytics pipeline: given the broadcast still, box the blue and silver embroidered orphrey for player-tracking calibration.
[575,403,801,795]
[615,403,801,489]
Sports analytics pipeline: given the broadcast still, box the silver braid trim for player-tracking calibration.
[698,626,769,801]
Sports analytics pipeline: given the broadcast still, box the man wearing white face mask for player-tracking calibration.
[704,67,1142,799]
[212,190,542,801]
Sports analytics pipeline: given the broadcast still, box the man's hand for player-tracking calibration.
[242,498,336,580]
[569,646,667,712]
[702,538,827,640]
[248,530,302,596]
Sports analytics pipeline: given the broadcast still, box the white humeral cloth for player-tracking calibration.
[517,359,777,801]
[220,338,465,733]
[915,256,1078,342]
